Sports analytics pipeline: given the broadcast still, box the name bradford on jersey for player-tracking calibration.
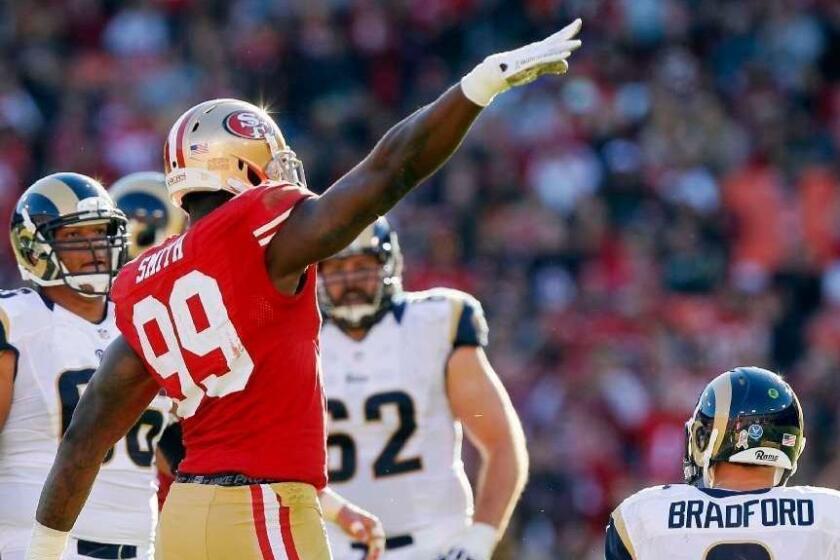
[667,497,814,529]
[606,484,840,559]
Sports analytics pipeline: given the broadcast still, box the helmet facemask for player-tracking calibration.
[318,219,403,330]
[264,132,307,187]
[320,259,400,329]
[16,208,128,297]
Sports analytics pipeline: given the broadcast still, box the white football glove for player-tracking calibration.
[461,18,583,107]
[433,523,498,560]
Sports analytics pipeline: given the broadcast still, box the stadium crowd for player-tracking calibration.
[1,0,839,557]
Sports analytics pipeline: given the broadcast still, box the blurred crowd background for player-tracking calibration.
[1,0,840,558]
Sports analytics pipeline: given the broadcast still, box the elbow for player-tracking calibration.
[512,431,530,491]
[505,417,530,491]
[483,425,530,490]
[517,447,530,492]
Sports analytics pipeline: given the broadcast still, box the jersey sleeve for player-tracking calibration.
[242,182,316,251]
[605,506,638,560]
[449,291,489,348]
[0,290,37,376]
[0,302,14,354]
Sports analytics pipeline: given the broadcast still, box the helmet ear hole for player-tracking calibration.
[246,164,262,186]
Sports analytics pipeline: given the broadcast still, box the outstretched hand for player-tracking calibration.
[461,19,583,106]
[498,18,583,86]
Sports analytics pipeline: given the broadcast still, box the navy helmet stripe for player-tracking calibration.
[54,172,103,201]
[117,192,169,220]
[25,192,60,219]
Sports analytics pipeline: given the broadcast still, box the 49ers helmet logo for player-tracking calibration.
[224,111,271,139]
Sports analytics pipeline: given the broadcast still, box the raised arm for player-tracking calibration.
[267,20,582,282]
[27,336,159,559]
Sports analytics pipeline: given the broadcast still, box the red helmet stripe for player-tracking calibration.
[174,105,201,169]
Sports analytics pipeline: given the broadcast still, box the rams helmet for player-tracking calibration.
[10,172,128,296]
[683,366,806,488]
[163,98,306,207]
[109,171,186,259]
[318,217,403,329]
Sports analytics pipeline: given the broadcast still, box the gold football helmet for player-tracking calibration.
[163,98,306,207]
[109,171,187,259]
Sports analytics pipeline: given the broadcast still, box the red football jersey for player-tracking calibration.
[111,182,326,488]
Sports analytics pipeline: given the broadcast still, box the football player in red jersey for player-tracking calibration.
[28,20,583,560]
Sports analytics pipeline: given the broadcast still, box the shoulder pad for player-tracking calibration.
[0,288,51,349]
[406,288,489,348]
[793,485,840,500]
[617,484,688,512]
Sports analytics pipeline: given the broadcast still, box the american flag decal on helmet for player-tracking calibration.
[190,143,210,155]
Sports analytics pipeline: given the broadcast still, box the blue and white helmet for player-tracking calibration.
[109,171,187,259]
[10,172,128,296]
[683,367,806,488]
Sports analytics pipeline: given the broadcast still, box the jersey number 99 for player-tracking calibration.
[132,270,255,419]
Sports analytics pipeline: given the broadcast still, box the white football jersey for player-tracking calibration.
[321,288,489,558]
[607,483,840,559]
[0,288,171,549]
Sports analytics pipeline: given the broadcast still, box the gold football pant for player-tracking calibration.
[156,482,330,560]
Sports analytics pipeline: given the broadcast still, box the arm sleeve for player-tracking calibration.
[605,510,636,560]
[452,293,489,348]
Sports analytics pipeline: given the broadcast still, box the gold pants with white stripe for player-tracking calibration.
[156,482,330,560]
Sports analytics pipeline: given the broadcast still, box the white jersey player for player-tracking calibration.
[606,366,840,559]
[0,173,171,560]
[318,218,528,560]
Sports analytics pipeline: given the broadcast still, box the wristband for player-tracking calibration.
[460,60,508,107]
[318,487,348,523]
[460,522,498,560]
[25,521,69,560]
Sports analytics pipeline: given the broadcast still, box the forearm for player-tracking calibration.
[35,337,158,532]
[35,433,109,530]
[363,85,482,213]
[307,85,482,259]
[473,437,529,533]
